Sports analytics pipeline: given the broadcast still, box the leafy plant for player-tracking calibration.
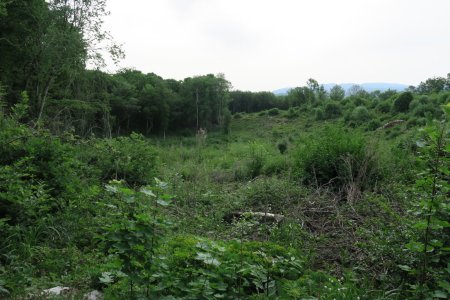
[102,179,172,298]
[403,119,449,298]
[295,127,382,198]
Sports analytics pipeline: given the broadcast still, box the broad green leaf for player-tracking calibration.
[140,188,156,197]
[398,265,412,272]
[105,185,118,194]
[406,241,425,253]
[99,272,114,284]
[157,199,170,206]
[432,290,448,299]
[438,280,450,293]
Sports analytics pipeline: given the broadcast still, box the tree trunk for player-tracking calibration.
[36,77,54,127]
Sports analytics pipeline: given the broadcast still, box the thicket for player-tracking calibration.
[1,1,450,299]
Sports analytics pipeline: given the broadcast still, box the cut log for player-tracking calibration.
[224,211,285,223]
[378,119,404,130]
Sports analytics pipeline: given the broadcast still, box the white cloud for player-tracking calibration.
[103,0,450,91]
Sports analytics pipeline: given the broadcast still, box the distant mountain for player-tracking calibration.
[273,82,409,96]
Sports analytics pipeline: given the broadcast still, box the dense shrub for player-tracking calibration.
[263,155,289,175]
[350,106,371,124]
[86,133,157,186]
[377,100,392,113]
[286,107,299,119]
[323,101,342,119]
[314,108,324,120]
[393,91,413,112]
[277,140,288,154]
[244,177,305,213]
[268,108,280,116]
[412,103,440,118]
[295,127,383,194]
[233,112,243,119]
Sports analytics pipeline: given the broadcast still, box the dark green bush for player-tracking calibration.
[295,127,382,192]
[286,107,299,119]
[233,112,243,119]
[323,101,342,119]
[277,140,288,154]
[314,108,324,120]
[412,103,440,118]
[244,177,304,213]
[393,91,413,112]
[268,108,280,116]
[86,133,157,186]
[377,100,392,113]
[366,119,381,131]
[349,106,371,124]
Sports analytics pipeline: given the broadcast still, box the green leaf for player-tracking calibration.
[432,290,448,299]
[438,280,450,293]
[398,265,412,272]
[413,220,428,229]
[195,252,221,266]
[140,188,156,197]
[406,241,425,253]
[157,199,170,206]
[105,185,118,194]
[155,178,168,189]
[99,272,114,284]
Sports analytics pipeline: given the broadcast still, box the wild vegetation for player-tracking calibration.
[1,0,450,299]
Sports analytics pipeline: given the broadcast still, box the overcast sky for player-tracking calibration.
[103,0,450,91]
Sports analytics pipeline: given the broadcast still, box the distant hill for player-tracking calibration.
[273,82,409,96]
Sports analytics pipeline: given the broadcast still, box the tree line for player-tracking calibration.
[1,0,450,138]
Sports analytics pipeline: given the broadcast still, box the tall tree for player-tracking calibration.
[329,85,345,101]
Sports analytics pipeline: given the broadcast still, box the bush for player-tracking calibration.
[295,127,383,195]
[243,177,305,213]
[87,133,157,186]
[366,119,381,131]
[277,140,288,154]
[268,108,280,116]
[263,156,289,176]
[233,112,243,119]
[350,106,370,124]
[412,103,440,118]
[245,142,267,179]
[323,101,342,119]
[286,107,299,119]
[393,92,413,112]
[377,100,392,113]
[258,110,267,116]
[314,108,324,120]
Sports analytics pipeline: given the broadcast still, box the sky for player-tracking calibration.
[103,0,450,92]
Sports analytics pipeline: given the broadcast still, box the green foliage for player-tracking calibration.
[268,108,280,116]
[402,120,449,298]
[245,142,268,179]
[286,107,299,119]
[349,106,371,124]
[323,101,342,119]
[314,107,325,120]
[87,133,157,186]
[277,140,288,154]
[243,177,305,213]
[393,92,414,113]
[101,179,172,297]
[144,236,303,299]
[279,271,362,299]
[223,109,232,134]
[233,112,243,119]
[295,127,383,195]
[329,85,345,101]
